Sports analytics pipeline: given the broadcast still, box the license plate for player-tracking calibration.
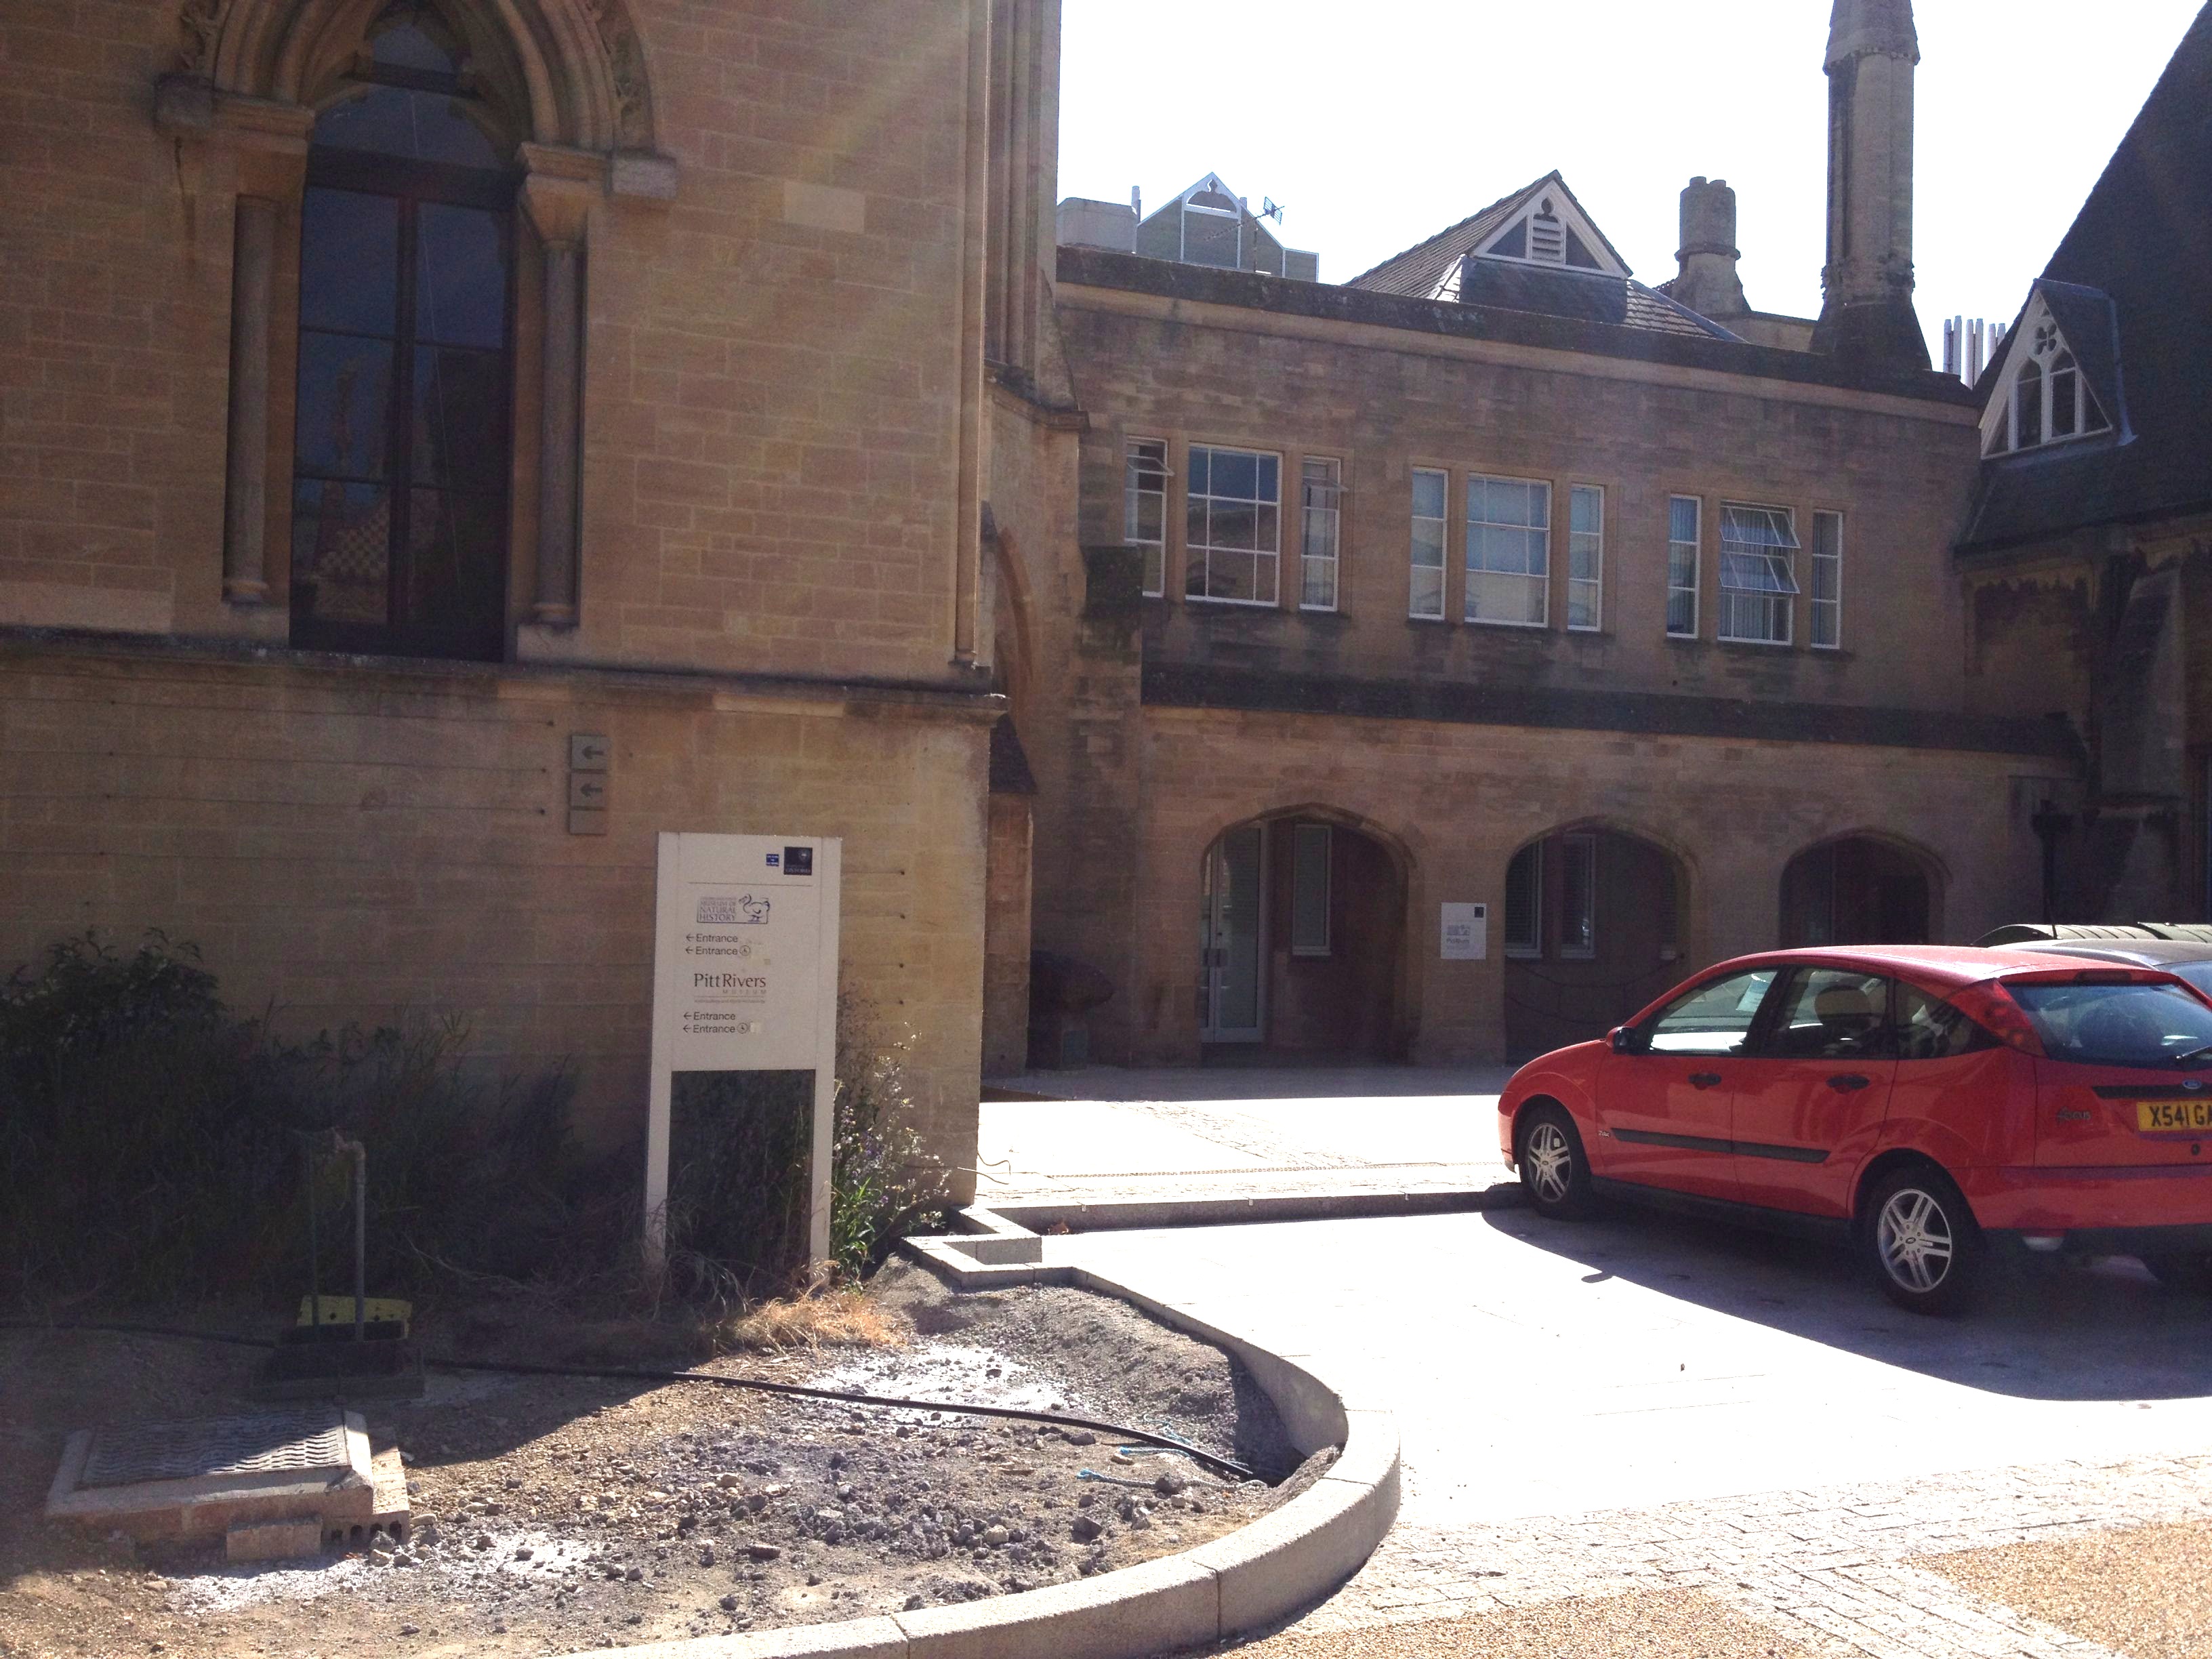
[2137,1100,2212,1132]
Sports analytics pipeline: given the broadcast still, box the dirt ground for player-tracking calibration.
[0,1263,1312,1659]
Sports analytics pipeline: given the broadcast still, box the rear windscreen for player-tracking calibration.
[2009,981,2212,1067]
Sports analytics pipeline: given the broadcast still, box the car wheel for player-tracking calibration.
[2142,1252,2212,1294]
[1863,1164,1983,1315]
[1517,1104,1596,1221]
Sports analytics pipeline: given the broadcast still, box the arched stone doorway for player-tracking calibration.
[1780,836,1938,946]
[1199,813,1406,1061]
[1503,825,1689,1059]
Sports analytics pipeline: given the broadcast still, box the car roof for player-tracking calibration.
[1696,943,2182,989]
[1990,939,2212,968]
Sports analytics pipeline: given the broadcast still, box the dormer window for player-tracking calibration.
[1982,291,2113,456]
[1181,183,1242,270]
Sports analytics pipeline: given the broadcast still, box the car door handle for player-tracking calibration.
[1689,1072,1723,1089]
[1826,1074,1872,1092]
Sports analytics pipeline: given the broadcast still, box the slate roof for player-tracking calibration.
[1347,171,1632,296]
[1056,245,1975,404]
[1959,5,2212,554]
[1454,259,1741,342]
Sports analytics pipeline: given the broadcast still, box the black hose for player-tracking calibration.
[0,1319,1258,1483]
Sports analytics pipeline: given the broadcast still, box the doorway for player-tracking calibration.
[1199,815,1405,1059]
[1780,836,1936,946]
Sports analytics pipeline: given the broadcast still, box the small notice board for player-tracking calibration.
[644,832,841,1269]
[1441,902,1488,961]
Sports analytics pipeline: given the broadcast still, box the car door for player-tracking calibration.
[1597,965,1782,1201]
[1731,966,1898,1216]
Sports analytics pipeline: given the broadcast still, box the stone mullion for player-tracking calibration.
[222,197,276,606]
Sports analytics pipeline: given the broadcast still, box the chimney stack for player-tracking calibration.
[1673,176,1748,321]
[1811,0,1929,367]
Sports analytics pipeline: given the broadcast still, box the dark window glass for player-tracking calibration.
[411,346,508,489]
[1764,968,1891,1060]
[291,480,392,627]
[2016,361,2045,447]
[316,84,504,169]
[295,332,394,478]
[2050,353,2079,438]
[2011,983,2212,1068]
[1504,843,1541,956]
[415,203,507,346]
[299,189,400,335]
[291,89,511,662]
[1893,982,1995,1060]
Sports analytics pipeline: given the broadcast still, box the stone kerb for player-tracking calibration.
[552,1214,1402,1659]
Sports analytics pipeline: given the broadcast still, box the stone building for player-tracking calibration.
[1020,0,2072,1066]
[1958,5,2212,926]
[0,0,1070,1195]
[4,0,2194,1193]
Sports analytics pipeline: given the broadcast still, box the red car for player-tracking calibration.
[1496,946,2212,1313]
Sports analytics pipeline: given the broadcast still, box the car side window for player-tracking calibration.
[1761,968,1892,1061]
[1891,982,1996,1060]
[1645,968,1778,1056]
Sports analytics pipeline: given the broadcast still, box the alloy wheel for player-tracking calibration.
[1876,1186,1954,1293]
[1525,1120,1574,1206]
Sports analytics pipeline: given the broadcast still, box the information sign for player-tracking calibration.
[644,833,841,1269]
[1441,902,1488,961]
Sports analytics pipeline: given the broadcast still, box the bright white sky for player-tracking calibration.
[1058,0,2200,355]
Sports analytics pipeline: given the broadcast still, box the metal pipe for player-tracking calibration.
[350,1138,366,1343]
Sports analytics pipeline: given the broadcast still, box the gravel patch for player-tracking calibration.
[1,1266,1307,1659]
[1917,1519,2212,1659]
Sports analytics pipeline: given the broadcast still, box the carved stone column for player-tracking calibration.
[520,148,598,632]
[222,197,276,605]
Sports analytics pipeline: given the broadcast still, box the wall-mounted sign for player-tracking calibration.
[644,832,841,1269]
[1441,902,1488,961]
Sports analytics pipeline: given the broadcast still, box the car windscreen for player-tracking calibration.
[2009,981,2212,1068]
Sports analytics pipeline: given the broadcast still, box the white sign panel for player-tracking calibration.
[1441,902,1488,961]
[644,832,841,1269]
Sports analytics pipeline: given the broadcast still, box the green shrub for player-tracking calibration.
[1,935,948,1308]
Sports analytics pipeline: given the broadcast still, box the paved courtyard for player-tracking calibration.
[979,1073,2212,1658]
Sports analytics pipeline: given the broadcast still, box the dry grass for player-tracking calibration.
[715,1284,904,1352]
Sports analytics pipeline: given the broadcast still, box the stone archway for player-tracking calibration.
[1780,834,1941,947]
[1502,823,1691,1059]
[1198,810,1408,1062]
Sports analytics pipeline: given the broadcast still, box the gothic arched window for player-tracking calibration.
[291,5,515,661]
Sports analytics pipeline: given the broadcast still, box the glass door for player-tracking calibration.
[1201,826,1266,1042]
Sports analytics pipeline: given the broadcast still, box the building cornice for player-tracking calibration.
[1141,659,2076,762]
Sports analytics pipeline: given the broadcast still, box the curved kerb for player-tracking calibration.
[548,1216,1402,1659]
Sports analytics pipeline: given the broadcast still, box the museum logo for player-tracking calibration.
[696,894,771,925]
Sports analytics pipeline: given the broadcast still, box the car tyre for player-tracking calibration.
[2141,1252,2212,1294]
[1517,1103,1597,1221]
[1862,1164,1983,1315]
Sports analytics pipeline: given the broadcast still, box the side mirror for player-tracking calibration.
[1609,1025,1635,1053]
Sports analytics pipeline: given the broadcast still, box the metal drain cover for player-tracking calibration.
[46,1407,394,1544]
[80,1408,352,1488]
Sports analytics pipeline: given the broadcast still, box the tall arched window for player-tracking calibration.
[291,6,515,661]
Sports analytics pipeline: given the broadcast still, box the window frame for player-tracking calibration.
[1299,455,1343,613]
[1567,483,1603,633]
[1124,436,1168,599]
[1183,442,1282,609]
[1666,494,1702,640]
[1463,472,1553,630]
[1717,501,1800,648]
[1290,823,1333,958]
[1810,510,1843,650]
[1409,466,1448,621]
